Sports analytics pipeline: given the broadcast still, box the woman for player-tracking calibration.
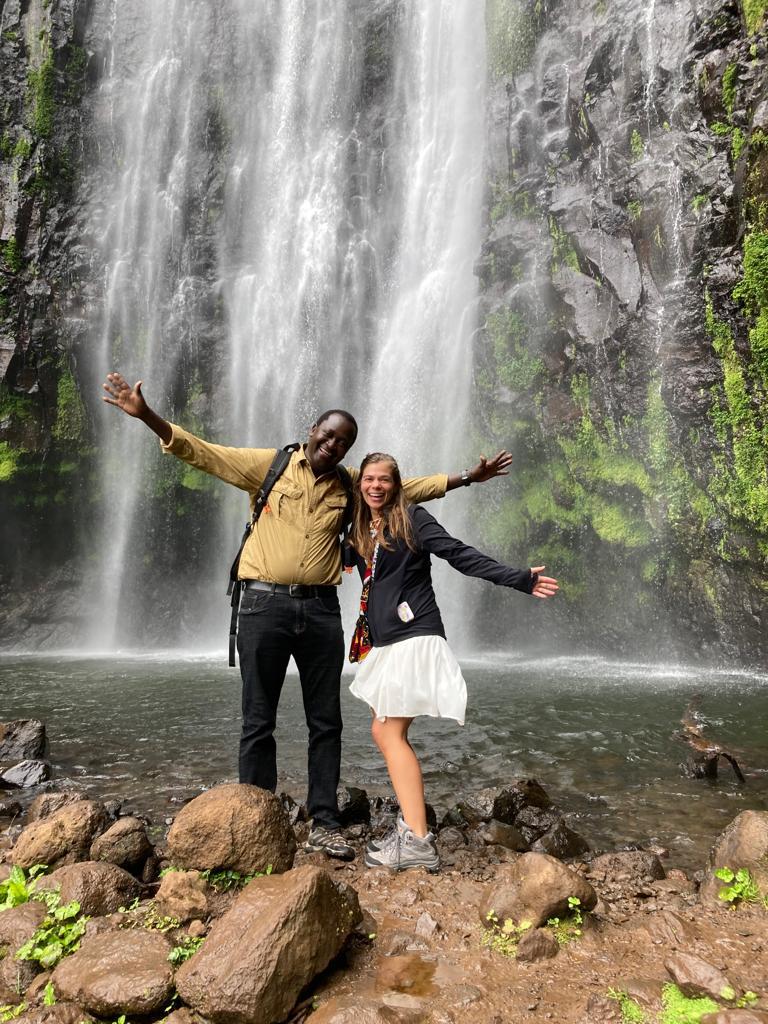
[348,452,558,872]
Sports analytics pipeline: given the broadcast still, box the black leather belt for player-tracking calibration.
[242,580,336,599]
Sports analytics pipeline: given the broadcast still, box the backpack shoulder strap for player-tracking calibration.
[227,442,300,667]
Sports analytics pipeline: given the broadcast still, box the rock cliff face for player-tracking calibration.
[0,0,766,661]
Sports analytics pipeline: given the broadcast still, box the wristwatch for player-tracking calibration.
[461,469,472,487]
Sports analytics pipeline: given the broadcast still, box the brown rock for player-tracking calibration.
[311,998,423,1022]
[580,993,623,1022]
[166,783,296,875]
[701,811,768,903]
[0,955,40,1005]
[15,1002,95,1024]
[665,951,734,1002]
[700,1013,768,1023]
[481,820,528,851]
[631,909,698,946]
[51,929,173,1016]
[25,793,85,824]
[90,817,152,871]
[11,802,109,869]
[515,926,559,962]
[588,851,666,886]
[163,1010,207,1024]
[479,852,597,929]
[0,901,47,952]
[36,862,142,916]
[532,821,590,859]
[24,970,53,1006]
[155,870,208,922]
[175,865,361,1024]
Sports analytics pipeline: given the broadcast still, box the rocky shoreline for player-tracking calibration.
[2,719,768,1024]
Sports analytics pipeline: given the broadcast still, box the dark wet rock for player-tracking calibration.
[11,800,109,869]
[0,798,22,819]
[280,792,307,827]
[516,926,560,962]
[89,816,152,872]
[25,792,85,823]
[0,722,46,762]
[514,806,562,845]
[154,869,208,922]
[479,852,597,929]
[36,861,142,916]
[163,1010,207,1024]
[440,802,486,829]
[700,811,768,903]
[1,761,51,789]
[436,827,467,855]
[587,850,667,889]
[140,851,161,884]
[176,865,361,1024]
[24,971,53,1006]
[665,951,735,1002]
[167,783,296,875]
[488,780,552,826]
[480,819,529,851]
[338,786,370,826]
[51,929,174,1017]
[579,993,623,1022]
[532,820,590,860]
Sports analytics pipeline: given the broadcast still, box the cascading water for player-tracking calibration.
[81,0,486,650]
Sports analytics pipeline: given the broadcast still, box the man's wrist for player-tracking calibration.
[460,468,472,487]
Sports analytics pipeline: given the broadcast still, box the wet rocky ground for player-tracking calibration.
[2,718,768,1024]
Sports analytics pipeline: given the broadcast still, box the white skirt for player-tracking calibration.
[349,634,467,725]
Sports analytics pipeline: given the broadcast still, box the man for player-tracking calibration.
[103,372,513,859]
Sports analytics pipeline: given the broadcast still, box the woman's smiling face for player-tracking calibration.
[360,460,397,512]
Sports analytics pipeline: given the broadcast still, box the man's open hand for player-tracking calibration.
[530,566,559,599]
[102,373,148,418]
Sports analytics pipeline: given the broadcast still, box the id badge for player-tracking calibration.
[397,601,415,623]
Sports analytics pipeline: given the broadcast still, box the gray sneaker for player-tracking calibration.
[303,827,355,861]
[364,823,440,872]
[367,814,407,852]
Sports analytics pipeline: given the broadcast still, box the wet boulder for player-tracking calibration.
[488,780,552,826]
[51,930,174,1017]
[0,798,22,819]
[11,801,110,869]
[515,926,560,963]
[35,861,142,916]
[700,811,768,904]
[337,786,370,826]
[0,902,47,1003]
[479,852,597,929]
[25,792,86,823]
[166,783,296,875]
[89,817,152,872]
[1,761,51,789]
[14,1004,95,1024]
[514,806,561,845]
[0,721,46,761]
[665,952,735,1002]
[479,819,529,852]
[154,869,208,922]
[587,850,666,892]
[532,820,590,860]
[175,865,361,1024]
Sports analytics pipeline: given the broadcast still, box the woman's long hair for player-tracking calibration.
[351,452,416,562]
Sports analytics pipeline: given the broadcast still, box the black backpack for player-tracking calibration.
[227,444,354,666]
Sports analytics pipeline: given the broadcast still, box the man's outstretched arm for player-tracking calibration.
[102,372,172,444]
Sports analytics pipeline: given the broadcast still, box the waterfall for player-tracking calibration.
[82,0,486,650]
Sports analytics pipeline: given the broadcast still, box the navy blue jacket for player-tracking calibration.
[355,504,535,647]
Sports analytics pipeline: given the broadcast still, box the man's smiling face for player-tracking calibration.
[306,413,357,476]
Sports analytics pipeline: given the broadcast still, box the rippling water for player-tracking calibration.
[2,654,766,871]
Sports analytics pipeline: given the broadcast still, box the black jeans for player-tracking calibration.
[236,588,344,830]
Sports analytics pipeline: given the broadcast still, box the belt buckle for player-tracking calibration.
[288,584,305,598]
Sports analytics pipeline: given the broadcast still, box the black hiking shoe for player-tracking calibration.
[303,827,355,861]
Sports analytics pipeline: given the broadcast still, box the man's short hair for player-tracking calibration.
[315,409,358,442]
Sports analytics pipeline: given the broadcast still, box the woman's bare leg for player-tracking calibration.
[371,716,428,837]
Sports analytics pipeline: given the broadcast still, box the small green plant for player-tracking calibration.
[714,866,767,906]
[691,194,708,215]
[168,935,205,966]
[607,988,646,1023]
[481,909,532,957]
[721,62,738,116]
[660,982,718,1023]
[628,200,643,222]
[710,120,732,136]
[0,1005,27,1022]
[199,866,271,891]
[2,239,23,274]
[630,128,645,160]
[546,895,583,945]
[16,901,88,969]
[0,865,49,910]
[731,126,746,162]
[42,982,55,1007]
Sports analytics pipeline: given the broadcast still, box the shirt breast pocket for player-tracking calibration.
[268,479,303,526]
[318,494,348,534]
